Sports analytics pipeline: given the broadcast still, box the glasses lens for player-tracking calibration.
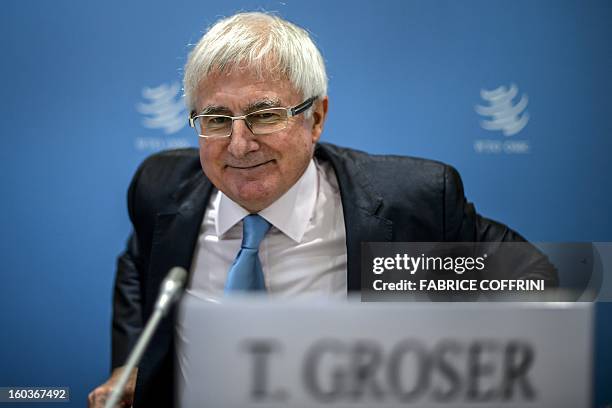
[246,109,288,134]
[197,116,232,137]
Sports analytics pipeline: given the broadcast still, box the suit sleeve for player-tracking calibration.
[111,167,146,370]
[443,165,559,287]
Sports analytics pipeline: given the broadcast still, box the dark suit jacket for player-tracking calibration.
[111,142,557,407]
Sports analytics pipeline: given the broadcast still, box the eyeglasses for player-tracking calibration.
[189,97,316,139]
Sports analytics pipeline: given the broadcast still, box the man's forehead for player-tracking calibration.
[194,72,300,112]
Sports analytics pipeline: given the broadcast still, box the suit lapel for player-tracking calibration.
[145,171,213,317]
[136,165,214,403]
[315,144,393,291]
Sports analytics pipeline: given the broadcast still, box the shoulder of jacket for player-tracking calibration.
[317,142,453,177]
[133,148,201,183]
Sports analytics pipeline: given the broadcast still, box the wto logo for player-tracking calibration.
[134,82,191,151]
[475,84,529,136]
[137,82,187,134]
[473,83,530,154]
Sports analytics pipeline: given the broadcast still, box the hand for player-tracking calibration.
[88,366,138,408]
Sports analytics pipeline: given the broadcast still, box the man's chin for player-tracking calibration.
[227,185,280,213]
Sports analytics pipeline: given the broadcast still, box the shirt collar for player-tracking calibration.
[216,159,317,243]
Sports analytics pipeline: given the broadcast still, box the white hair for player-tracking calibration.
[183,12,328,114]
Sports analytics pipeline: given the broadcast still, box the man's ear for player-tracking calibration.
[310,96,328,144]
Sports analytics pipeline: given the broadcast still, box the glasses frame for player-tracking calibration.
[189,96,317,139]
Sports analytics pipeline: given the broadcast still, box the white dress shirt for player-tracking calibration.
[187,158,347,298]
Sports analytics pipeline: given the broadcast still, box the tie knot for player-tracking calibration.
[241,214,271,249]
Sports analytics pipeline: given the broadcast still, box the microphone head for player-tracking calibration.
[166,266,188,287]
[156,267,188,314]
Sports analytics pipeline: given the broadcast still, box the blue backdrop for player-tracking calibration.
[1,0,611,406]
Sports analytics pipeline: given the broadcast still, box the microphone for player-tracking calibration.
[155,267,188,315]
[104,267,188,408]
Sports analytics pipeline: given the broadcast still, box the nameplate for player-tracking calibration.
[176,296,591,408]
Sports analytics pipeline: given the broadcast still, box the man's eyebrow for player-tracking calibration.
[242,98,282,113]
[199,105,232,115]
[198,98,282,116]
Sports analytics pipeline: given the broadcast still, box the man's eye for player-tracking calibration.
[210,117,230,124]
[206,116,231,128]
[250,112,282,123]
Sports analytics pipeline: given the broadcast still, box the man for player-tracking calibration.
[88,11,557,408]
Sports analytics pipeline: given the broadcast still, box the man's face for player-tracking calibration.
[195,69,327,212]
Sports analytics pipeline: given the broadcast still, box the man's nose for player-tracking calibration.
[227,119,259,158]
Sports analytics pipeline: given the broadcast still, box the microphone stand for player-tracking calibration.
[104,267,187,408]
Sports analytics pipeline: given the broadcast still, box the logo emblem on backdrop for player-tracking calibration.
[134,82,191,151]
[475,84,529,136]
[473,83,530,154]
[137,82,187,134]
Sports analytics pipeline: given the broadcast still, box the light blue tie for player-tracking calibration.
[224,214,271,292]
